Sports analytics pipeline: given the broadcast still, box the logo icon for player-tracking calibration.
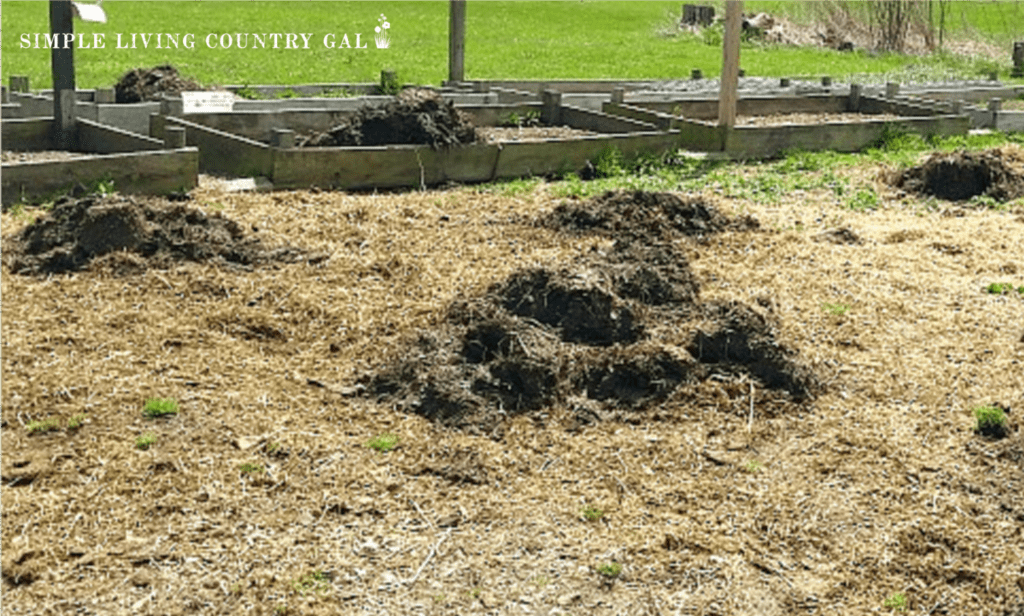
[375,14,391,48]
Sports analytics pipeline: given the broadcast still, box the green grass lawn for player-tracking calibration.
[2,0,1017,90]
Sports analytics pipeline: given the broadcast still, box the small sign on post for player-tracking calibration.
[71,1,106,23]
[181,91,235,114]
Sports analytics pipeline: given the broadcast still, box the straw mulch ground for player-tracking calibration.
[2,163,1023,615]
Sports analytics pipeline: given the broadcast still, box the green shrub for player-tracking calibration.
[143,398,179,419]
[597,562,622,578]
[883,592,908,612]
[986,282,1019,295]
[581,505,604,522]
[136,432,158,450]
[367,433,399,453]
[26,418,61,434]
[973,405,1008,438]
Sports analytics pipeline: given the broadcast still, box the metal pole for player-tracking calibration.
[50,0,76,149]
[449,0,466,84]
[717,0,742,129]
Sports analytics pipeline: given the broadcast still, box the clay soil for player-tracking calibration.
[2,174,1023,615]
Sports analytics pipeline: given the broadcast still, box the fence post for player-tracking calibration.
[449,0,466,84]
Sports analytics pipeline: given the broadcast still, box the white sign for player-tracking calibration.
[182,91,236,114]
[72,2,107,24]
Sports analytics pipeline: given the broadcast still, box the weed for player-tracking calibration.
[92,178,116,196]
[266,441,282,455]
[239,462,265,475]
[823,302,850,316]
[136,432,157,450]
[466,587,482,599]
[230,582,243,595]
[205,201,225,211]
[143,397,179,419]
[581,505,605,522]
[379,70,401,96]
[743,460,764,474]
[845,188,879,211]
[597,562,622,578]
[67,413,87,430]
[26,418,61,434]
[292,570,330,596]
[970,194,1001,209]
[986,282,1018,295]
[883,592,908,612]
[276,88,300,99]
[433,593,446,603]
[533,575,550,588]
[973,405,1008,438]
[593,147,627,178]
[367,433,399,453]
[235,85,260,100]
[273,605,289,615]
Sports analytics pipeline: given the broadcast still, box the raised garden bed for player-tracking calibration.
[604,92,970,157]
[154,92,675,190]
[1,117,198,207]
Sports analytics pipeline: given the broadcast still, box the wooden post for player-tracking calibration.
[717,0,742,128]
[449,0,466,84]
[50,0,76,149]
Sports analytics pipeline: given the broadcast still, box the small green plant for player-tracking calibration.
[743,460,764,474]
[533,575,550,588]
[973,405,1008,438]
[432,593,446,603]
[229,582,242,595]
[273,605,289,615]
[466,587,482,599]
[266,441,281,455]
[367,433,399,453]
[379,70,401,95]
[235,85,260,100]
[597,562,622,578]
[846,188,879,211]
[292,570,330,596]
[93,178,116,196]
[143,398,179,419]
[67,413,86,430]
[581,505,605,522]
[593,147,626,178]
[26,417,61,434]
[883,592,908,612]
[239,462,265,475]
[136,432,157,450]
[986,282,1018,295]
[823,302,850,316]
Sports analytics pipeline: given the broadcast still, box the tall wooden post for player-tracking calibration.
[449,0,466,84]
[717,0,742,129]
[50,0,76,149]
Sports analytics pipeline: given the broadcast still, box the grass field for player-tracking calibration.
[1,0,1022,89]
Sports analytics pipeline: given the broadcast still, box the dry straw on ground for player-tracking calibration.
[2,162,1022,615]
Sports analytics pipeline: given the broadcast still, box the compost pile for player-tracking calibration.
[364,191,816,437]
[4,194,325,275]
[114,65,206,104]
[543,190,760,239]
[299,89,479,148]
[890,147,1024,202]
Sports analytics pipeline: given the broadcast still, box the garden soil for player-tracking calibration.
[2,176,1023,616]
[3,193,325,275]
[113,65,207,104]
[298,88,479,148]
[890,146,1024,201]
[367,192,815,438]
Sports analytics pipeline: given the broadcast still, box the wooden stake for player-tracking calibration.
[717,0,742,128]
[49,0,76,149]
[449,0,466,84]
